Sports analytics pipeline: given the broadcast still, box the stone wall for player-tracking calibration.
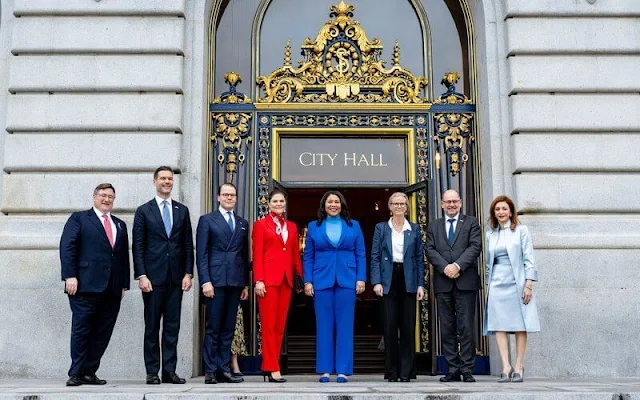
[484,0,640,377]
[0,0,202,379]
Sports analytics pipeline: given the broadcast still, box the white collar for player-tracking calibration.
[219,205,233,215]
[155,196,171,207]
[388,218,411,232]
[446,213,460,222]
[93,207,110,219]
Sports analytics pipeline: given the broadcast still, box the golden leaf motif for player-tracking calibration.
[257,2,426,104]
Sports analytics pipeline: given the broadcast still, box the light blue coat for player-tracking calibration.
[483,224,540,335]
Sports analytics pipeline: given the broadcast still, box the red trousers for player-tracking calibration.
[257,282,292,372]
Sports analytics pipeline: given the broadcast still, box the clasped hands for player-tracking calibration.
[303,281,366,297]
[373,284,425,300]
[139,274,193,293]
[444,263,460,279]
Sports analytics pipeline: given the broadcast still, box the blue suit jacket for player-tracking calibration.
[196,210,249,288]
[370,221,425,294]
[60,209,130,293]
[303,218,366,291]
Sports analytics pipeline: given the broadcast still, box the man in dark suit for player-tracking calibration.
[426,189,482,383]
[133,166,194,385]
[60,183,130,387]
[196,182,249,384]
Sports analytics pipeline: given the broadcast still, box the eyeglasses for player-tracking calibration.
[442,200,461,205]
[96,194,115,200]
[219,193,236,198]
[390,203,407,207]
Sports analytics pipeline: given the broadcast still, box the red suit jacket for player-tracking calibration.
[252,216,302,287]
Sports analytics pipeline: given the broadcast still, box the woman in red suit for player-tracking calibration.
[252,189,302,383]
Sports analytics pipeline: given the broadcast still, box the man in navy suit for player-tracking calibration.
[60,183,130,387]
[196,183,249,384]
[133,166,194,384]
[426,189,482,383]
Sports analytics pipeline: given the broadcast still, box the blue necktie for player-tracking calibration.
[226,211,234,231]
[447,218,455,245]
[162,200,172,237]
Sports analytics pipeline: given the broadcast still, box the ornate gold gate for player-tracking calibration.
[209,0,486,374]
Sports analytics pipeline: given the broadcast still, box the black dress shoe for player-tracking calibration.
[400,377,411,382]
[231,371,244,377]
[263,372,286,383]
[218,371,243,383]
[387,378,398,382]
[204,372,217,384]
[462,372,476,382]
[146,374,161,384]
[439,372,461,382]
[162,372,186,384]
[80,374,107,385]
[66,376,82,386]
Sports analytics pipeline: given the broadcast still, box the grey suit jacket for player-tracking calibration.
[425,214,482,294]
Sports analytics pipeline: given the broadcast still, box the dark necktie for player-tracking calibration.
[226,211,234,231]
[447,218,455,245]
[162,200,172,237]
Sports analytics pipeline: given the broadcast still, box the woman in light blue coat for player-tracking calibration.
[484,195,540,383]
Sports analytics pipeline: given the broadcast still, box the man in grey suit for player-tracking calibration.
[426,189,482,383]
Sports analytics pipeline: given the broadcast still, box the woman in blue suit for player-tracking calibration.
[370,192,425,382]
[484,195,540,383]
[303,190,366,383]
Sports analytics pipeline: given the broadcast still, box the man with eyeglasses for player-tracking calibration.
[426,189,482,383]
[60,183,130,386]
[132,166,194,384]
[196,183,249,384]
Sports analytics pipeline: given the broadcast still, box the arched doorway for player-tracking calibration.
[205,0,487,375]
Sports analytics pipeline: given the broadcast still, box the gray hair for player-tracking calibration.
[387,192,409,208]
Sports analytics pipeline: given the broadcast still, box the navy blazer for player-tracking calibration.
[60,209,131,293]
[303,218,366,291]
[132,199,194,285]
[370,221,425,294]
[196,210,249,288]
[425,214,482,294]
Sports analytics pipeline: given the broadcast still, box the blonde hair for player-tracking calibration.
[388,192,409,209]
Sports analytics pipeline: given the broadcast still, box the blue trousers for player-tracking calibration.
[314,285,356,375]
[203,286,241,374]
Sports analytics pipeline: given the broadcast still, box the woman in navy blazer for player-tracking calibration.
[303,190,366,383]
[370,192,425,382]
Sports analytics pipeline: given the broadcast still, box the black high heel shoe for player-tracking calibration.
[263,372,287,383]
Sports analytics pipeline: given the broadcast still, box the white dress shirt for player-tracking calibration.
[93,207,117,243]
[445,213,461,270]
[156,196,173,227]
[219,205,234,230]
[388,218,411,263]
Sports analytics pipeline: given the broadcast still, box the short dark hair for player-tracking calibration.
[488,195,520,231]
[153,166,174,180]
[93,183,115,196]
[219,182,237,193]
[268,189,286,201]
[316,190,352,226]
